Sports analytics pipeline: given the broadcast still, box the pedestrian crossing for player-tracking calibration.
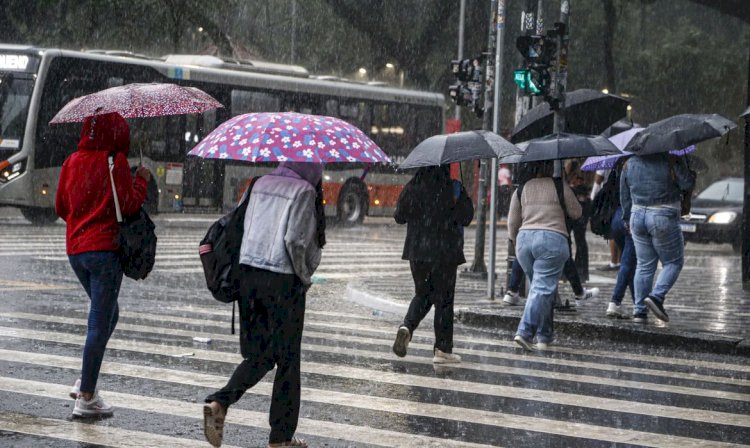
[0,299,748,447]
[2,223,749,446]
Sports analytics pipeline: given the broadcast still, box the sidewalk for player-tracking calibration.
[350,247,750,357]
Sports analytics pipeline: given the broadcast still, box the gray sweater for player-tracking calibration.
[507,177,582,243]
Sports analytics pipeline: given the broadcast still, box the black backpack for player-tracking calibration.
[199,177,260,304]
[590,171,619,238]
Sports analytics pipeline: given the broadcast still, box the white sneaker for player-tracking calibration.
[433,348,461,364]
[392,326,410,358]
[606,302,624,318]
[533,341,551,351]
[514,335,534,351]
[502,290,520,305]
[69,378,81,399]
[576,287,599,301]
[72,393,113,418]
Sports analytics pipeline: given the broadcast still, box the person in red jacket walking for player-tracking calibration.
[55,112,150,418]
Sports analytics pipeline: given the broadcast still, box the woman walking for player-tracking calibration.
[508,161,581,350]
[391,165,473,363]
[55,112,149,417]
[620,153,695,323]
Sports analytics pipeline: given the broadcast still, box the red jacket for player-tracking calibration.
[55,112,148,255]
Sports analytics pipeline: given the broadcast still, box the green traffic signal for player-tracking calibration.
[513,69,541,94]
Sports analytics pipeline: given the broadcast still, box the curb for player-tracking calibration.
[456,308,750,357]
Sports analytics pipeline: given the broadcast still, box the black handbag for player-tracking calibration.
[108,155,157,280]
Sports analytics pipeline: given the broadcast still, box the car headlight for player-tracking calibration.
[708,211,737,224]
[0,159,26,183]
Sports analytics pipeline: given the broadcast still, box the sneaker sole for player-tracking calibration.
[203,404,224,447]
[502,298,519,306]
[644,298,669,322]
[72,407,113,418]
[514,335,534,351]
[392,327,409,358]
[433,357,461,364]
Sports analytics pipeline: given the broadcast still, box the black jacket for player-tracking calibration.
[394,167,474,265]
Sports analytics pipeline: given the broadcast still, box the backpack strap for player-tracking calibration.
[553,177,572,236]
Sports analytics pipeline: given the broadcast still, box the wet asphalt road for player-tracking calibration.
[0,218,748,447]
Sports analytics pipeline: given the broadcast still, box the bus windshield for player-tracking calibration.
[0,73,33,159]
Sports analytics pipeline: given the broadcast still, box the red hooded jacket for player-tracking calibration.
[55,112,148,255]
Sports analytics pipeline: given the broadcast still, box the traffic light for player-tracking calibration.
[514,34,556,99]
[448,57,484,117]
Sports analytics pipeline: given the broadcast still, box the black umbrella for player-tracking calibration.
[511,89,629,143]
[623,113,737,156]
[398,130,521,169]
[499,133,621,164]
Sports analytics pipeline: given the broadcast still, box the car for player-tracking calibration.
[680,177,744,253]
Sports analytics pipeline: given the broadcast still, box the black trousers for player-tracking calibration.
[571,201,591,282]
[205,265,305,444]
[402,260,457,353]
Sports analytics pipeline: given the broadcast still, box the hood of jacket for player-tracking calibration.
[280,161,323,187]
[77,112,130,155]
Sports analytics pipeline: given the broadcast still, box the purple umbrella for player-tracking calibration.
[188,112,390,163]
[582,127,696,171]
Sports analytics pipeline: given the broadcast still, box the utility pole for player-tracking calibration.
[467,0,499,275]
[743,39,750,290]
[504,0,540,297]
[551,1,570,135]
[486,0,508,299]
[455,0,466,123]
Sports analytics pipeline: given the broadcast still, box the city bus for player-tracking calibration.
[0,44,445,225]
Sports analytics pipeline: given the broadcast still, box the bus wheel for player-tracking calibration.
[20,207,58,226]
[337,180,368,226]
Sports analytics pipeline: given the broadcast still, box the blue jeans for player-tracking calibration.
[630,206,684,315]
[609,207,635,306]
[515,230,570,343]
[68,251,123,394]
[509,250,582,296]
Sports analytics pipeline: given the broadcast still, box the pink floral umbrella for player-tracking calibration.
[188,112,390,163]
[49,83,223,124]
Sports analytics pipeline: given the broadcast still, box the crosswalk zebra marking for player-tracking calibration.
[0,411,237,448]
[165,304,750,374]
[0,349,746,448]
[0,320,747,428]
[0,377,496,448]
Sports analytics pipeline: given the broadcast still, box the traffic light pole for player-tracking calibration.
[504,0,541,298]
[551,1,570,134]
[467,0,499,276]
[487,0,508,299]
[454,0,466,123]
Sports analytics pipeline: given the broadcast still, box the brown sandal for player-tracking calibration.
[268,437,308,447]
[203,402,226,447]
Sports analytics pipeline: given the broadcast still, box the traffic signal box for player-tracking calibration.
[514,34,555,99]
[448,56,484,118]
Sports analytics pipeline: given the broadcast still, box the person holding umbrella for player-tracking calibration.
[203,162,324,448]
[620,153,695,323]
[391,165,474,363]
[55,112,150,417]
[507,160,582,350]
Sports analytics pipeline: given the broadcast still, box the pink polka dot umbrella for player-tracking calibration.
[49,83,223,123]
[188,112,390,164]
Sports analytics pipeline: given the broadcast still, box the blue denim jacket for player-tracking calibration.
[620,153,695,222]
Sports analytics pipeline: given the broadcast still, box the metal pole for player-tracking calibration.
[455,0,466,122]
[468,0,499,275]
[290,0,297,64]
[487,0,508,299]
[551,0,570,307]
[743,38,750,290]
[505,0,539,297]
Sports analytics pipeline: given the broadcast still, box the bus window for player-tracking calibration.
[415,106,441,144]
[0,73,33,160]
[231,90,281,115]
[338,101,371,134]
[371,103,414,160]
[325,99,338,117]
[35,59,110,169]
